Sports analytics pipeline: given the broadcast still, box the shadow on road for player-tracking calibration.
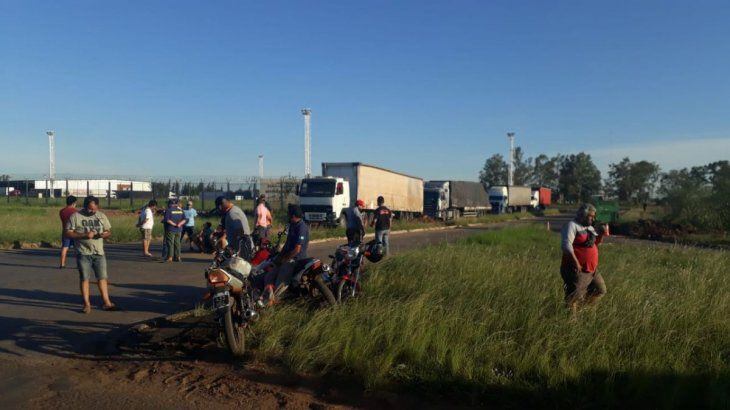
[0,283,204,358]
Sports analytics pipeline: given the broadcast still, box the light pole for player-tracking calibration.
[258,154,264,192]
[507,132,515,186]
[46,130,55,198]
[301,108,312,177]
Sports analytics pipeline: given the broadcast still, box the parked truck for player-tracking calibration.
[488,185,532,213]
[530,187,552,210]
[424,180,490,220]
[298,162,423,226]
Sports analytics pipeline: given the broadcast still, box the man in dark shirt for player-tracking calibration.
[370,196,392,255]
[264,204,309,304]
[163,199,187,262]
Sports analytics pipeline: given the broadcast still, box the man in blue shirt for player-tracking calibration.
[163,199,187,262]
[182,201,198,251]
[264,204,309,304]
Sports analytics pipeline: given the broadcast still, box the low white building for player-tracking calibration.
[34,180,152,198]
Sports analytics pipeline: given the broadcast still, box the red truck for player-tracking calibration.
[531,187,552,209]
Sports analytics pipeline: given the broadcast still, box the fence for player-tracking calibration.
[0,176,302,212]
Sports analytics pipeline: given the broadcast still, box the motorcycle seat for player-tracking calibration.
[293,257,315,272]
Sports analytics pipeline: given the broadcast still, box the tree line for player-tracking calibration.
[479,148,729,229]
[478,148,602,203]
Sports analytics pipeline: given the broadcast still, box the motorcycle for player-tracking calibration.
[250,229,338,307]
[329,242,368,303]
[204,248,259,357]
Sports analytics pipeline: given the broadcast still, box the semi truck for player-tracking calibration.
[488,185,532,213]
[530,187,552,210]
[424,180,490,220]
[298,162,423,226]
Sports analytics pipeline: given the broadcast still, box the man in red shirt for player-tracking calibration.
[59,195,78,268]
[560,204,609,312]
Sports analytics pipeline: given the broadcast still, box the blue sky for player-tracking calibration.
[1,0,729,181]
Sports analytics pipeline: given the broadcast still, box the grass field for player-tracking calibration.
[0,202,534,247]
[251,226,729,407]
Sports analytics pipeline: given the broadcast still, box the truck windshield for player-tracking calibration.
[300,180,336,197]
[489,195,505,202]
[424,191,440,204]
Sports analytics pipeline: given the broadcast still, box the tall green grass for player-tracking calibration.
[251,226,729,407]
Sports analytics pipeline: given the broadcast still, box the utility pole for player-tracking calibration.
[258,154,264,193]
[46,130,55,198]
[301,108,312,177]
[507,132,515,186]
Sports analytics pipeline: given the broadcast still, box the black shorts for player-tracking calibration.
[182,226,195,239]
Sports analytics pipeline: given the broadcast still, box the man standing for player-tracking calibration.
[163,199,187,262]
[182,201,198,251]
[137,200,157,257]
[264,204,309,304]
[560,204,609,313]
[215,196,252,254]
[59,195,78,269]
[370,196,392,255]
[253,195,272,242]
[344,199,365,244]
[64,196,115,313]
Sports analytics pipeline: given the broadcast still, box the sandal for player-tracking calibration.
[82,305,91,314]
[102,304,118,311]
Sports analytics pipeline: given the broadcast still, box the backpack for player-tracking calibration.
[136,207,147,227]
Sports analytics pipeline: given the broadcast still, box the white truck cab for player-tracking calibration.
[298,177,350,226]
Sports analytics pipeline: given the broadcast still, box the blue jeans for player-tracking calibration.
[375,229,390,255]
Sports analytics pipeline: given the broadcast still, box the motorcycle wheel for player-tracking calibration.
[313,275,338,306]
[337,279,357,303]
[223,301,246,357]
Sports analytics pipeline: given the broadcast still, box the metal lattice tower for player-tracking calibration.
[507,132,515,186]
[301,108,312,177]
[46,130,55,198]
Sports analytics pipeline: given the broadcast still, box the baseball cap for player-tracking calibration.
[356,199,365,207]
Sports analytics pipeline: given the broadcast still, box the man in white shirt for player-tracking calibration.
[137,200,157,257]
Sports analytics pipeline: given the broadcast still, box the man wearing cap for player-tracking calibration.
[264,204,309,304]
[344,199,366,244]
[163,199,188,262]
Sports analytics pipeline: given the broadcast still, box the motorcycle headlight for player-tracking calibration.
[208,268,231,285]
[347,247,359,259]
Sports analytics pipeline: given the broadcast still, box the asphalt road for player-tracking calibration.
[0,218,554,359]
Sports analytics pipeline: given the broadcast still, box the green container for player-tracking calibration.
[592,196,620,224]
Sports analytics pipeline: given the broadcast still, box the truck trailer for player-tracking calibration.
[299,162,423,225]
[530,187,552,210]
[424,180,490,220]
[488,185,532,213]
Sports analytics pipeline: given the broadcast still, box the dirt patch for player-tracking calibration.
[614,219,728,249]
[100,312,471,409]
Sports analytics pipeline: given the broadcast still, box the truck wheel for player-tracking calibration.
[338,213,347,228]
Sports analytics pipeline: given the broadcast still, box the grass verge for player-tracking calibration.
[0,203,535,248]
[250,226,729,407]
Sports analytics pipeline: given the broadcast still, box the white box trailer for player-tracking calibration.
[299,162,423,225]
